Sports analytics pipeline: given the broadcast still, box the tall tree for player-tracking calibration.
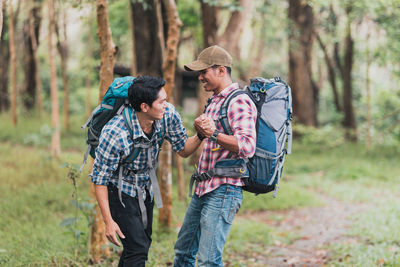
[85,11,94,117]
[28,0,43,116]
[288,0,318,126]
[128,0,136,76]
[217,0,253,61]
[0,0,3,39]
[341,3,357,141]
[200,0,218,48]
[90,0,117,261]
[9,0,17,125]
[314,29,342,112]
[365,30,371,149]
[48,0,60,157]
[158,0,182,229]
[130,0,164,76]
[0,2,10,112]
[55,8,70,131]
[22,0,41,111]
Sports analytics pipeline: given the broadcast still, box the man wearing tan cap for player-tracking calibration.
[174,45,258,266]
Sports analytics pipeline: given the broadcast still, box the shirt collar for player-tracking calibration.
[130,109,162,141]
[213,83,239,100]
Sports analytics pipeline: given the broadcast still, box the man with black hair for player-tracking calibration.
[174,46,257,266]
[90,76,202,267]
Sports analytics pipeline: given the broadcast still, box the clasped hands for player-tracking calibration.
[194,114,216,139]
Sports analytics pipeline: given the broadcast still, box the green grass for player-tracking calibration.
[1,114,400,266]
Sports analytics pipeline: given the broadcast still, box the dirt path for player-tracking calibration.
[238,196,367,267]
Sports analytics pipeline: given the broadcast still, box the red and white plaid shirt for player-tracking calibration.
[195,83,257,197]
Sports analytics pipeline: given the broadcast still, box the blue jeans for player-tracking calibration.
[174,184,242,267]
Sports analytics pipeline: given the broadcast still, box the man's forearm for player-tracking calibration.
[177,135,202,158]
[214,132,239,154]
[94,184,113,224]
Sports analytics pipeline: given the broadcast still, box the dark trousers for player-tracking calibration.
[108,184,154,267]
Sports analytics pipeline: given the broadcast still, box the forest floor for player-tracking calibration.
[237,193,368,267]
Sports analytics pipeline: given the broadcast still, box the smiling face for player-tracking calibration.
[144,87,167,120]
[198,67,220,93]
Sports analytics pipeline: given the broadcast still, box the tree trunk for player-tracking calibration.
[176,154,185,200]
[55,10,70,131]
[217,0,252,60]
[158,0,182,230]
[22,0,41,111]
[29,0,43,116]
[365,31,371,149]
[9,0,17,126]
[128,2,137,76]
[0,2,10,112]
[342,6,357,141]
[90,0,116,261]
[130,0,164,76]
[0,0,3,40]
[48,0,60,157]
[200,0,218,48]
[249,13,267,79]
[314,30,341,112]
[85,13,93,117]
[288,0,317,126]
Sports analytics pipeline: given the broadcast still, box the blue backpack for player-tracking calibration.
[211,77,292,197]
[80,76,165,170]
[80,76,166,228]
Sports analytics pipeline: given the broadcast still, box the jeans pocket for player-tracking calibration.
[221,196,242,225]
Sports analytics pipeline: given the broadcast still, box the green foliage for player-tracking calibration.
[0,112,89,151]
[0,144,91,266]
[109,0,132,65]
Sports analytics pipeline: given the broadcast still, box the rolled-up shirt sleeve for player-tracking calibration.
[164,103,188,153]
[227,95,257,158]
[90,125,124,186]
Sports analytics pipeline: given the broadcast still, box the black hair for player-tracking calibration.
[211,65,232,76]
[128,76,166,112]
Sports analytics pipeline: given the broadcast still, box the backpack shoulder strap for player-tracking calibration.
[219,89,248,135]
[121,105,141,163]
[157,115,166,148]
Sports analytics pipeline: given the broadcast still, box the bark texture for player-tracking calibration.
[29,1,43,116]
[85,14,94,117]
[0,3,10,112]
[217,0,252,60]
[130,0,164,76]
[0,0,3,39]
[55,10,70,131]
[288,0,317,126]
[365,32,371,148]
[314,30,341,112]
[22,1,41,110]
[90,0,117,261]
[158,0,182,229]
[48,0,60,157]
[201,0,218,48]
[341,10,357,141]
[9,0,17,125]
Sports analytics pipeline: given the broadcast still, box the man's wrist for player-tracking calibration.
[209,129,220,142]
[197,132,205,141]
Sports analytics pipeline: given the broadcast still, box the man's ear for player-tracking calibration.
[217,66,226,76]
[140,102,148,112]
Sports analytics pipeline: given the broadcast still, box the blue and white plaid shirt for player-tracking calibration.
[90,102,188,198]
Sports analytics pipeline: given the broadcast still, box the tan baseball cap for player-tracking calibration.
[184,45,232,71]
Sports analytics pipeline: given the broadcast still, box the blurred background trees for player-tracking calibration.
[1,0,400,262]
